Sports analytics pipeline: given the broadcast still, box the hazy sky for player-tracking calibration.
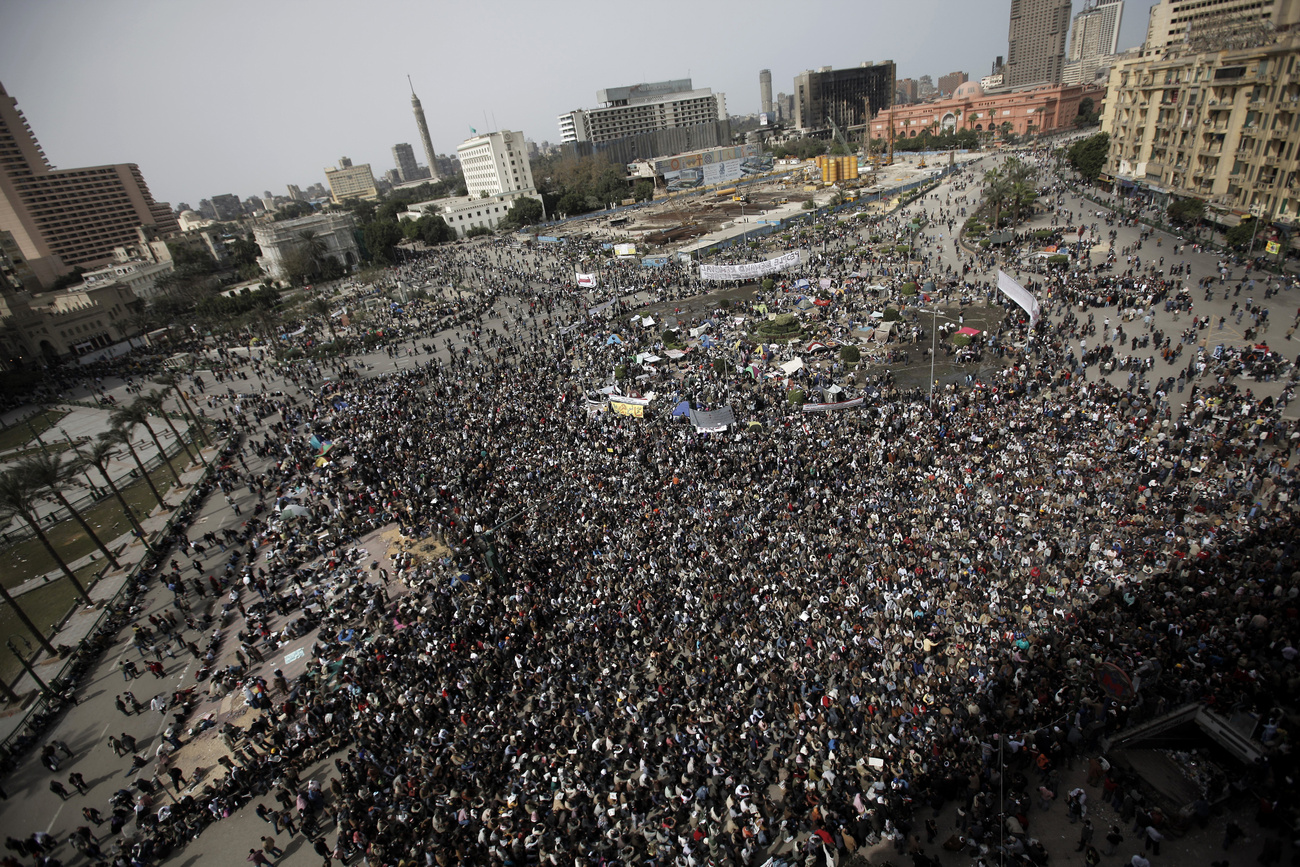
[0,0,1156,207]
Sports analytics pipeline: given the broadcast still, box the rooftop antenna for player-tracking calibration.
[408,74,414,95]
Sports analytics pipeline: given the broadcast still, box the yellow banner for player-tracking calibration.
[610,400,644,418]
[1266,240,1281,255]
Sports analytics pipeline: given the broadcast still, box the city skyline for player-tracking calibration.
[0,0,1157,207]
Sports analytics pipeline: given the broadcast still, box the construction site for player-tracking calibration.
[557,148,979,255]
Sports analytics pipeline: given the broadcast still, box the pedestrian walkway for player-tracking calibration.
[0,445,218,733]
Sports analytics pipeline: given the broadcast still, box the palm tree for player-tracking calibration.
[310,297,338,341]
[16,452,120,570]
[82,437,153,551]
[0,470,93,606]
[154,372,211,449]
[982,168,1012,230]
[102,427,168,513]
[1003,158,1038,227]
[112,402,182,488]
[0,581,55,656]
[139,389,197,466]
[297,230,327,278]
[1009,179,1037,228]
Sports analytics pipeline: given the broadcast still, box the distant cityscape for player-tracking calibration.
[2,0,1298,366]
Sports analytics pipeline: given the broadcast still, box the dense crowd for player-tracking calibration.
[5,147,1300,867]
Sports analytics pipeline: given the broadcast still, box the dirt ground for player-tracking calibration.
[619,183,816,246]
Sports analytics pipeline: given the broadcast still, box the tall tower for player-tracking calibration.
[759,69,773,115]
[408,76,440,182]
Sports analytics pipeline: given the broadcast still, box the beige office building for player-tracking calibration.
[0,82,178,288]
[324,158,378,203]
[1100,31,1300,227]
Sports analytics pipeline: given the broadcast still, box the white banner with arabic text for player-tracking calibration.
[700,251,802,282]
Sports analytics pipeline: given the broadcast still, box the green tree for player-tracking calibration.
[0,469,94,606]
[1226,217,1259,250]
[272,201,314,221]
[1066,132,1109,182]
[500,197,544,229]
[297,230,328,275]
[337,197,377,224]
[415,215,454,245]
[464,225,493,238]
[363,220,405,265]
[632,179,655,202]
[982,168,1012,229]
[17,452,120,570]
[1167,196,1206,227]
[165,241,219,274]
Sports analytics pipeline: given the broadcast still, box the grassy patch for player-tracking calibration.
[0,576,96,686]
[0,451,190,591]
[0,409,69,453]
[0,440,78,462]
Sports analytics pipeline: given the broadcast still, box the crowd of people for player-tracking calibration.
[4,145,1299,867]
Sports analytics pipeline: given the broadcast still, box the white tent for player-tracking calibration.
[780,357,805,374]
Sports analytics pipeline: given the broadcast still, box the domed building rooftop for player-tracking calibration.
[953,81,984,100]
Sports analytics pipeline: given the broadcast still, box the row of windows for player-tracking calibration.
[60,319,104,338]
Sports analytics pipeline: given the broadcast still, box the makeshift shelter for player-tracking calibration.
[689,406,736,432]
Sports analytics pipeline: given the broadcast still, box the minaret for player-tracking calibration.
[409,76,440,182]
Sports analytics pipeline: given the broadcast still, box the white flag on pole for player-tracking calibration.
[997,270,1041,327]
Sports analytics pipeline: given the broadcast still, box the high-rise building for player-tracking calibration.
[792,62,896,133]
[1064,1,1125,85]
[408,77,441,182]
[1102,29,1300,228]
[324,159,378,203]
[392,143,423,183]
[759,69,773,115]
[1144,0,1300,56]
[1069,1,1124,62]
[557,79,727,144]
[896,78,919,104]
[210,194,243,221]
[286,184,303,201]
[937,71,969,96]
[456,131,535,198]
[0,82,177,287]
[1005,0,1074,88]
